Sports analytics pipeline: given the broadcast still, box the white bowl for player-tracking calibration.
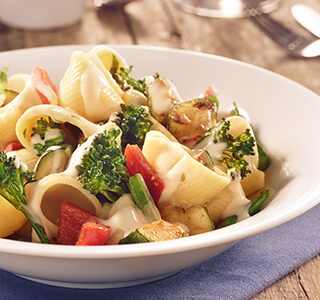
[0,0,86,30]
[0,45,319,288]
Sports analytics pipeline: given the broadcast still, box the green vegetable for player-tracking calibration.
[34,145,72,180]
[119,220,188,244]
[76,129,129,203]
[197,118,255,178]
[230,101,240,117]
[217,215,238,228]
[248,189,270,216]
[193,150,214,171]
[128,174,161,222]
[31,117,67,156]
[114,104,153,149]
[112,66,147,95]
[257,143,270,171]
[0,151,50,243]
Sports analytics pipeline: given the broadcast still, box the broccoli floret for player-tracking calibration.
[114,104,153,149]
[76,129,129,203]
[197,118,255,178]
[0,151,50,243]
[112,66,147,95]
[31,117,67,156]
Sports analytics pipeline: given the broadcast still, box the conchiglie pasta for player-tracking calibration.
[16,104,102,150]
[142,131,230,208]
[59,50,124,123]
[0,196,26,238]
[0,77,42,146]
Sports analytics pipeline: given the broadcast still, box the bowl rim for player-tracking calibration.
[0,44,319,259]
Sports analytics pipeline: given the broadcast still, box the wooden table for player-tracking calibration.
[0,0,319,298]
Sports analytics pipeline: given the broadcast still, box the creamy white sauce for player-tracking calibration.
[99,195,147,244]
[221,176,250,221]
[6,151,28,172]
[31,128,62,146]
[154,141,188,204]
[148,77,177,115]
[81,63,118,122]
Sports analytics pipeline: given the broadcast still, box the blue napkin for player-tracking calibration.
[1,204,319,300]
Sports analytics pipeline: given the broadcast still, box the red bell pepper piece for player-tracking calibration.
[57,201,96,245]
[0,140,24,153]
[124,144,165,205]
[32,65,58,104]
[76,222,111,246]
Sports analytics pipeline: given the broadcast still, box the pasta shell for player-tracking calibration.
[59,51,89,116]
[59,51,124,122]
[142,131,230,208]
[0,77,42,147]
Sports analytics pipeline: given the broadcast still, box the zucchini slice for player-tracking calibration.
[161,205,214,235]
[193,150,214,171]
[147,76,181,125]
[167,98,217,146]
[34,145,72,180]
[119,220,188,244]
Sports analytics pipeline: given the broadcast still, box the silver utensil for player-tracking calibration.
[291,4,320,39]
[244,0,320,57]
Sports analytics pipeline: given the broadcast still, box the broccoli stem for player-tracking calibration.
[217,215,238,228]
[0,181,50,244]
[248,189,270,216]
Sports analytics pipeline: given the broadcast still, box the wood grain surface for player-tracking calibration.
[0,0,319,298]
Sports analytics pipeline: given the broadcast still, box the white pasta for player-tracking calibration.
[59,49,124,123]
[16,104,103,150]
[0,76,42,146]
[142,130,230,208]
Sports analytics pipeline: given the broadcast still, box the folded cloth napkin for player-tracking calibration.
[1,204,319,300]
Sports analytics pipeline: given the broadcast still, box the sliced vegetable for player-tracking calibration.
[257,143,270,171]
[193,150,214,171]
[34,145,72,180]
[124,144,165,205]
[128,174,161,222]
[119,220,188,244]
[76,222,111,246]
[31,65,58,105]
[0,151,50,243]
[147,76,181,125]
[217,215,238,228]
[168,97,217,146]
[161,205,214,235]
[0,140,24,153]
[57,201,96,245]
[248,189,270,216]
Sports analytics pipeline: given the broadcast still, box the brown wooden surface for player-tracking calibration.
[0,0,319,298]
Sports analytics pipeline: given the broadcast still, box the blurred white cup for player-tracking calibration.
[0,0,86,30]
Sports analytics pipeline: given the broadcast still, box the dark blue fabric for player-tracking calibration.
[1,204,319,300]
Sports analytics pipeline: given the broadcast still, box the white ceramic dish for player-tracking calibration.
[0,45,319,289]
